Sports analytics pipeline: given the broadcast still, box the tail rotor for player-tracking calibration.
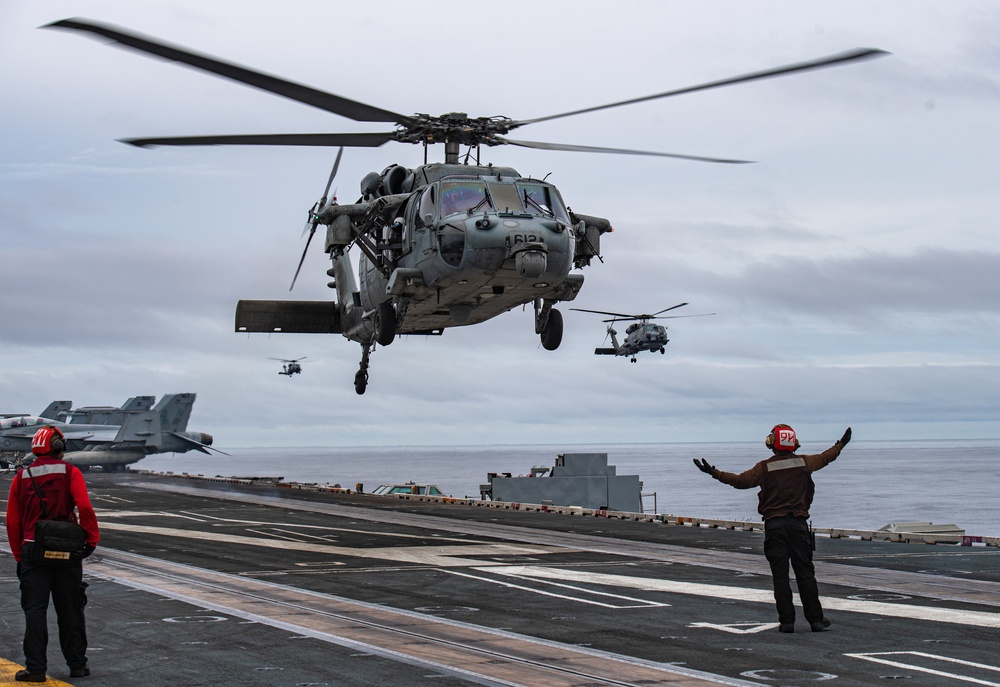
[290,147,344,291]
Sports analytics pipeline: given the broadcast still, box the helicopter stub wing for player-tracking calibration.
[594,348,618,356]
[236,300,340,334]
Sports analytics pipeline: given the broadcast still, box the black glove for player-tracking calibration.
[840,427,852,447]
[693,458,716,475]
[16,561,21,580]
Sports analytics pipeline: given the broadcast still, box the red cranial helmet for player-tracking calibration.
[31,425,66,456]
[765,424,800,452]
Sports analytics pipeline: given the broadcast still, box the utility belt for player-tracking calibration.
[765,513,808,522]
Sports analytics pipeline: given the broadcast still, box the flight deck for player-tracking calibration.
[1,471,998,686]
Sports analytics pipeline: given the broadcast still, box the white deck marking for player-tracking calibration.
[98,522,560,567]
[687,622,778,634]
[447,569,668,609]
[479,566,1000,629]
[846,652,1000,686]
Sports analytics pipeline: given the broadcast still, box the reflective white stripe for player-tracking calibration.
[766,457,805,472]
[20,463,67,478]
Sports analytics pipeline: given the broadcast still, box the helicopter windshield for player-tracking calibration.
[516,183,570,223]
[439,181,491,218]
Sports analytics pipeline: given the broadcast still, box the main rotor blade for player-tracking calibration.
[45,18,410,124]
[501,138,751,164]
[570,308,635,319]
[653,303,689,316]
[517,48,889,127]
[120,132,395,148]
[651,313,716,320]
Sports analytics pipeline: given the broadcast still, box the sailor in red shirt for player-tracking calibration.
[6,425,99,682]
[694,424,852,634]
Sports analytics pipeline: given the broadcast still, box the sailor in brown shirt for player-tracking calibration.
[694,424,852,633]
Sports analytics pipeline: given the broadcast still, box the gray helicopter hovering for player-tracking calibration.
[47,19,887,394]
[271,357,306,377]
[571,303,715,363]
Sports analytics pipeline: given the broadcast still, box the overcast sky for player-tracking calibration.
[2,1,998,448]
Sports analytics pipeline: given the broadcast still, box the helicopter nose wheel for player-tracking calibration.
[355,343,372,395]
[538,303,563,351]
[630,357,637,363]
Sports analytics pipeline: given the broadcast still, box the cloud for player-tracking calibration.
[2,1,999,446]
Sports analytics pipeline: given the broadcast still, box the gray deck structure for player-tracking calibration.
[483,452,643,512]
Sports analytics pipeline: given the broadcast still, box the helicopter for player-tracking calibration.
[47,19,888,394]
[271,357,307,377]
[571,303,715,363]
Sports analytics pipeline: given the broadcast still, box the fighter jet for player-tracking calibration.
[0,393,224,471]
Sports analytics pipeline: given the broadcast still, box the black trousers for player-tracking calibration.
[18,545,89,675]
[763,515,823,625]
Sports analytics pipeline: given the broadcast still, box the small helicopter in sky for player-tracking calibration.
[271,357,307,376]
[571,303,714,362]
[48,19,887,394]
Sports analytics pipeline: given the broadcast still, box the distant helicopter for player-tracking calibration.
[271,357,306,376]
[48,19,887,394]
[571,303,714,362]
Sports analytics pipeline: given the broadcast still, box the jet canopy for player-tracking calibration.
[0,416,47,430]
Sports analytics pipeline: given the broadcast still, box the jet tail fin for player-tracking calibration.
[113,407,160,446]
[39,401,72,420]
[155,393,196,432]
[122,396,156,412]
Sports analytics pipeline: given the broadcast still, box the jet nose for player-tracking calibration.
[200,433,214,446]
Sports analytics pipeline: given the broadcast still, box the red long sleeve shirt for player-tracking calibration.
[6,456,100,562]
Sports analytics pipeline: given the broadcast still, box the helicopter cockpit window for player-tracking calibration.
[516,183,570,224]
[486,182,521,214]
[439,181,491,218]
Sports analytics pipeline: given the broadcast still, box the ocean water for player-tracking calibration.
[137,439,1000,537]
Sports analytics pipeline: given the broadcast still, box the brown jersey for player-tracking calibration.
[712,443,843,520]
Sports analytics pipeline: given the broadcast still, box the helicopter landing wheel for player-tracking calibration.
[354,370,368,395]
[540,308,563,351]
[355,343,372,394]
[630,357,637,363]
[660,348,665,354]
[374,301,396,346]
